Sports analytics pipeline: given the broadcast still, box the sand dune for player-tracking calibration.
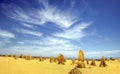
[0,57,120,74]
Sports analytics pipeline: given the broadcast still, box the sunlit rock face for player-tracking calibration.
[78,50,84,62]
[99,56,107,67]
[58,53,65,65]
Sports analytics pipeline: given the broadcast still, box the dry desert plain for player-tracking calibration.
[0,56,120,74]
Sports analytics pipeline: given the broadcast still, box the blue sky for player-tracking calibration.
[0,0,120,59]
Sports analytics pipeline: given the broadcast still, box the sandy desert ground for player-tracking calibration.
[0,57,120,74]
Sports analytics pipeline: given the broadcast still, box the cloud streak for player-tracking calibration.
[17,29,42,37]
[38,0,78,28]
[53,22,91,39]
[1,4,45,25]
[15,37,79,51]
[1,0,79,28]
[0,29,15,38]
[20,23,34,29]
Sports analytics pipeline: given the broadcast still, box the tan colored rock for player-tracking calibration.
[58,53,65,65]
[86,59,89,64]
[110,57,115,61]
[78,50,84,62]
[68,67,82,74]
[76,61,86,68]
[50,57,54,63]
[13,54,18,60]
[91,59,96,66]
[26,54,32,60]
[54,58,57,62]
[20,54,24,58]
[4,54,8,57]
[71,59,76,65]
[99,56,107,67]
[39,56,43,61]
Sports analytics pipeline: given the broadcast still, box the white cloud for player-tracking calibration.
[17,41,25,44]
[2,0,78,28]
[0,29,15,38]
[38,0,78,28]
[42,37,70,45]
[0,0,96,58]
[21,23,34,29]
[53,22,91,39]
[85,50,120,55]
[17,29,42,37]
[15,37,79,50]
[2,4,45,25]
[42,37,79,50]
[8,44,79,57]
[8,44,120,58]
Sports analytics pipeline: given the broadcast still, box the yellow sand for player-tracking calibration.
[0,57,120,74]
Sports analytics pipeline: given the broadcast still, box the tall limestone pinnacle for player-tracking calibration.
[58,53,65,65]
[78,50,84,62]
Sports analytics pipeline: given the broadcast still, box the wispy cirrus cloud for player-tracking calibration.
[0,0,97,57]
[17,29,42,37]
[9,38,79,57]
[1,0,90,39]
[0,29,15,38]
[1,4,46,25]
[16,37,79,50]
[38,0,78,28]
[20,23,34,29]
[53,22,91,39]
[1,0,79,28]
[1,0,91,40]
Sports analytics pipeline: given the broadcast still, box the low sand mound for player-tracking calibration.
[68,68,82,74]
[76,61,86,68]
[118,59,120,62]
[71,59,76,65]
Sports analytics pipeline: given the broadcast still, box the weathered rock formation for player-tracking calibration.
[50,57,54,63]
[86,59,89,64]
[39,56,43,61]
[76,61,86,68]
[26,55,32,60]
[78,50,84,62]
[58,53,65,65]
[71,59,76,65]
[68,67,82,74]
[91,59,96,66]
[20,54,24,58]
[99,56,107,67]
